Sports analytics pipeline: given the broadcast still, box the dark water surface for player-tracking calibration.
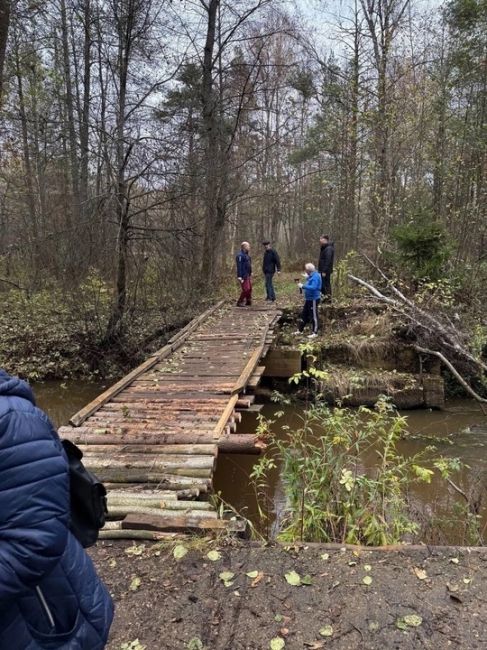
[34,380,486,543]
[34,380,106,427]
[213,400,487,543]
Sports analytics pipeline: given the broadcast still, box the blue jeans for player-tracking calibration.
[264,273,276,300]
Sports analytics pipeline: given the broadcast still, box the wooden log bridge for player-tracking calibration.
[59,302,281,537]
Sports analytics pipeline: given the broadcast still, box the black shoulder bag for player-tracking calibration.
[61,439,108,548]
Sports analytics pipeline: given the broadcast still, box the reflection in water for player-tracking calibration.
[34,380,486,543]
[34,380,106,428]
[214,400,487,543]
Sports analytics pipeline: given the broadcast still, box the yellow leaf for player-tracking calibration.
[413,567,427,580]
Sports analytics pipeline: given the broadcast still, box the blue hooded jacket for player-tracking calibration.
[0,370,113,649]
[302,270,322,300]
[236,249,252,279]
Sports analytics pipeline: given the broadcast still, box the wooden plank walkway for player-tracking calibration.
[59,302,281,537]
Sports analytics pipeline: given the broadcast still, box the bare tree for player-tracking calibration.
[360,0,410,242]
[0,0,10,105]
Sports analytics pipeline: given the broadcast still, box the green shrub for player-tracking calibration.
[250,397,447,545]
[276,398,432,544]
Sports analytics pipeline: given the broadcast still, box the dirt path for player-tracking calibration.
[90,540,487,649]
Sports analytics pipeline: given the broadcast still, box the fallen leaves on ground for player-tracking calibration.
[129,577,141,591]
[219,571,235,587]
[187,639,204,650]
[173,545,188,560]
[396,614,423,629]
[250,571,264,587]
[285,570,301,586]
[125,544,145,557]
[207,550,221,562]
[120,640,146,650]
[413,567,428,580]
[319,625,333,637]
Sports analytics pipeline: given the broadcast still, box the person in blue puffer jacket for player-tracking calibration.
[0,369,113,649]
[294,263,322,338]
[236,241,252,306]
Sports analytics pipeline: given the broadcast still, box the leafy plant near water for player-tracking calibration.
[276,398,432,545]
[419,460,486,546]
[251,396,473,545]
[249,430,277,541]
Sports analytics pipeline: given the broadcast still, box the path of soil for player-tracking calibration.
[90,540,487,649]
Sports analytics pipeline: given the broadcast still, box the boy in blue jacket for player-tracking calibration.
[294,263,322,338]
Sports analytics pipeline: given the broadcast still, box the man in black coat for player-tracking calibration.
[318,234,334,300]
[262,240,281,302]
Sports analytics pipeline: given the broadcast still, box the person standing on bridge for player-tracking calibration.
[262,240,281,302]
[318,234,335,301]
[0,368,113,649]
[236,241,252,307]
[294,263,322,338]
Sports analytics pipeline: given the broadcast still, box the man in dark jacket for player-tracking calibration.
[318,234,335,300]
[262,240,281,302]
[0,369,113,649]
[236,241,252,306]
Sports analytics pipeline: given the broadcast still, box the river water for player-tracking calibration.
[34,381,486,544]
[213,400,487,543]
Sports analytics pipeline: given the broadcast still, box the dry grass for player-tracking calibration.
[347,310,394,336]
[319,366,418,400]
[339,338,395,366]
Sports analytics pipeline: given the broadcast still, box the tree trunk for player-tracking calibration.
[348,2,360,248]
[80,0,92,225]
[105,0,134,342]
[14,42,39,273]
[60,0,81,228]
[0,0,10,105]
[200,0,222,284]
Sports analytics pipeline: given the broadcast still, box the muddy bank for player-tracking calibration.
[90,540,487,649]
[0,287,204,382]
[276,300,449,409]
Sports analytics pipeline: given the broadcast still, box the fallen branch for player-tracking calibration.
[98,529,181,540]
[348,271,487,413]
[360,256,487,375]
[414,345,487,414]
[348,274,396,305]
[0,277,29,293]
[445,477,469,503]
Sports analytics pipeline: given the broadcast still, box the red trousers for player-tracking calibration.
[237,277,252,305]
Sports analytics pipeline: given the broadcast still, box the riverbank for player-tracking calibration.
[0,273,296,382]
[90,539,487,649]
[0,283,208,381]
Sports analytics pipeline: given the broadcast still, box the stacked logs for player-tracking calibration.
[58,305,281,537]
